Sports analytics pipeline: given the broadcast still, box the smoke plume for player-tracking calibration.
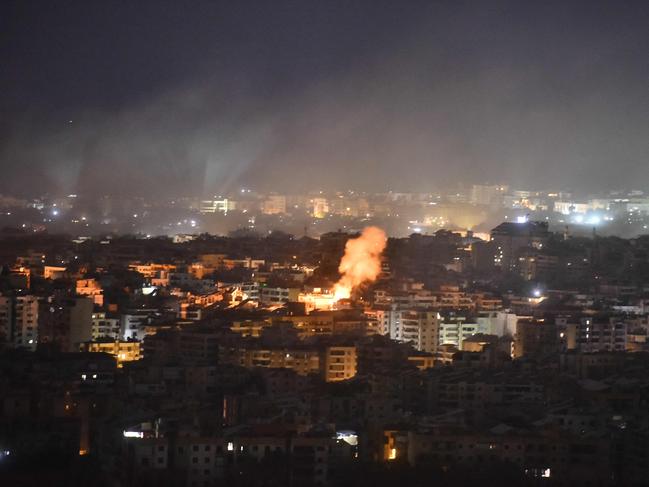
[333,226,387,300]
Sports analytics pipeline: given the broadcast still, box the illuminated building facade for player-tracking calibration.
[323,346,357,382]
[81,340,141,367]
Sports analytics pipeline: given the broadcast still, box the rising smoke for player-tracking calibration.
[333,226,387,300]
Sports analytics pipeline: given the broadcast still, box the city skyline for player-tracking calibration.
[4,2,649,485]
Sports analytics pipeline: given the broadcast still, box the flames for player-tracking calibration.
[333,226,387,300]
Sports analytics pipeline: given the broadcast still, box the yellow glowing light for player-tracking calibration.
[333,283,351,301]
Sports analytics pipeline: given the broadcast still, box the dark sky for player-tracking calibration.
[1,0,649,197]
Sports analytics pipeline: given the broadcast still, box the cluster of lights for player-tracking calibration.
[123,431,144,439]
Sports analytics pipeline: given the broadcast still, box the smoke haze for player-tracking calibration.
[2,0,649,196]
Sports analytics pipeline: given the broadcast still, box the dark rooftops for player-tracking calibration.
[491,221,550,237]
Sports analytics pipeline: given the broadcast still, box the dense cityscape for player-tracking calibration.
[2,185,649,239]
[3,196,649,485]
[4,0,649,485]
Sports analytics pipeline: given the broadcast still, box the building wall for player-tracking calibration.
[0,295,39,350]
[323,346,357,382]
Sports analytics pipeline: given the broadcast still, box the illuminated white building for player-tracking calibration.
[553,201,589,215]
[372,305,439,353]
[199,198,231,214]
[438,313,486,350]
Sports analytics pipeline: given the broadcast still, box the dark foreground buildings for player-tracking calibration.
[2,223,649,485]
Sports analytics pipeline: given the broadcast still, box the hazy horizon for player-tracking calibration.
[2,0,649,198]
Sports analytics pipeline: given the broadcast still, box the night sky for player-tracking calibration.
[1,0,649,197]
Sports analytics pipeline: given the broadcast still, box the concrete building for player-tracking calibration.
[81,340,141,367]
[490,221,550,271]
[38,296,94,352]
[518,252,559,281]
[554,201,589,215]
[260,286,300,306]
[0,295,39,350]
[323,346,357,382]
[438,313,484,350]
[513,318,558,358]
[76,278,104,306]
[576,316,626,352]
[92,312,122,340]
[380,308,439,353]
[121,309,158,341]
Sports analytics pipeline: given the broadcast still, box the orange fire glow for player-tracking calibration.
[333,226,386,300]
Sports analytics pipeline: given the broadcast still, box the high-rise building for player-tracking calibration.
[91,312,121,340]
[38,297,94,352]
[490,221,550,271]
[81,340,141,367]
[377,306,439,353]
[576,316,626,353]
[513,318,558,358]
[0,295,39,351]
[438,312,485,350]
[120,309,158,341]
